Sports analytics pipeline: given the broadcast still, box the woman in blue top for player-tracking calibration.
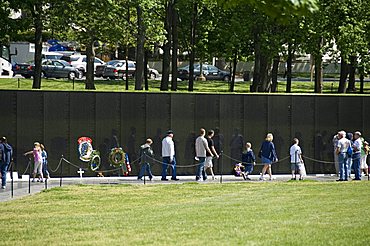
[259,133,278,181]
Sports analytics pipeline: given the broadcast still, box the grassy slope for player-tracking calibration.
[1,77,369,94]
[1,182,369,245]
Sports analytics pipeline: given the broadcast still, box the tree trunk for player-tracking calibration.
[160,1,172,91]
[359,67,364,94]
[251,32,260,92]
[32,2,43,89]
[125,5,130,90]
[338,56,349,93]
[347,55,356,92]
[314,56,322,93]
[188,2,197,92]
[230,50,237,92]
[271,56,279,92]
[286,44,293,93]
[135,4,145,90]
[144,49,149,91]
[125,45,129,90]
[259,55,271,92]
[171,0,178,91]
[85,38,96,90]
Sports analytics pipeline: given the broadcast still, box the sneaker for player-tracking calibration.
[36,179,40,182]
[32,179,35,183]
[137,177,143,181]
[259,176,265,181]
[246,177,251,181]
[1,186,5,189]
[40,180,44,183]
[171,178,179,181]
[291,178,296,180]
[161,178,169,181]
[336,179,344,182]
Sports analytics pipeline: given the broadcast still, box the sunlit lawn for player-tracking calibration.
[1,182,369,245]
[1,77,370,94]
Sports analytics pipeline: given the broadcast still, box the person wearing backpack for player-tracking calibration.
[336,131,351,182]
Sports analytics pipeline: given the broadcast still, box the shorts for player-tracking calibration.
[261,156,272,164]
[205,157,213,168]
[291,163,304,172]
[245,164,253,173]
[360,156,368,169]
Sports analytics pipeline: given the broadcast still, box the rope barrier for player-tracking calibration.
[222,153,290,166]
[302,154,362,164]
[21,158,31,176]
[145,155,219,168]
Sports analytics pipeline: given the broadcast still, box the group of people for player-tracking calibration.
[137,129,307,182]
[333,131,369,181]
[24,142,49,183]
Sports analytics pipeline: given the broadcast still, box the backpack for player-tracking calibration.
[347,143,353,157]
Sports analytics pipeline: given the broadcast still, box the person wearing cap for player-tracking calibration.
[336,131,350,181]
[0,137,13,189]
[138,138,154,181]
[352,131,363,180]
[24,142,44,182]
[161,130,179,181]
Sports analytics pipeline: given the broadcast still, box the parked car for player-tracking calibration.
[13,59,82,79]
[61,55,105,74]
[177,64,230,81]
[95,60,159,79]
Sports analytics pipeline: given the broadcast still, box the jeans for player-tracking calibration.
[352,153,361,180]
[338,153,348,180]
[138,163,153,179]
[161,157,177,179]
[347,157,352,178]
[0,161,10,186]
[196,157,207,180]
[43,162,50,178]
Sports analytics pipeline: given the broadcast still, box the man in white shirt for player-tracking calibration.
[195,128,213,181]
[290,138,304,180]
[336,131,350,181]
[161,130,179,181]
[352,131,363,180]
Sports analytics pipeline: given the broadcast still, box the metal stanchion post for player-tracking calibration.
[220,151,223,184]
[143,163,146,185]
[45,177,47,190]
[28,158,31,194]
[60,156,63,187]
[11,161,14,198]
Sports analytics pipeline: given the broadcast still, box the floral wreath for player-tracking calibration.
[109,147,126,167]
[89,150,101,171]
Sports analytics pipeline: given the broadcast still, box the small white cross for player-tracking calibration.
[77,168,85,178]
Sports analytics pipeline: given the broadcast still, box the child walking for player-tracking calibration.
[241,142,256,180]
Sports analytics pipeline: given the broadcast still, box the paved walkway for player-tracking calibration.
[1,174,368,202]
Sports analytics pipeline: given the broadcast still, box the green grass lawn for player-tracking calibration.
[1,77,370,94]
[1,182,369,245]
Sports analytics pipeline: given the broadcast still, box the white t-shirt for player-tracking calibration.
[162,136,175,157]
[290,144,302,163]
[337,138,350,153]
